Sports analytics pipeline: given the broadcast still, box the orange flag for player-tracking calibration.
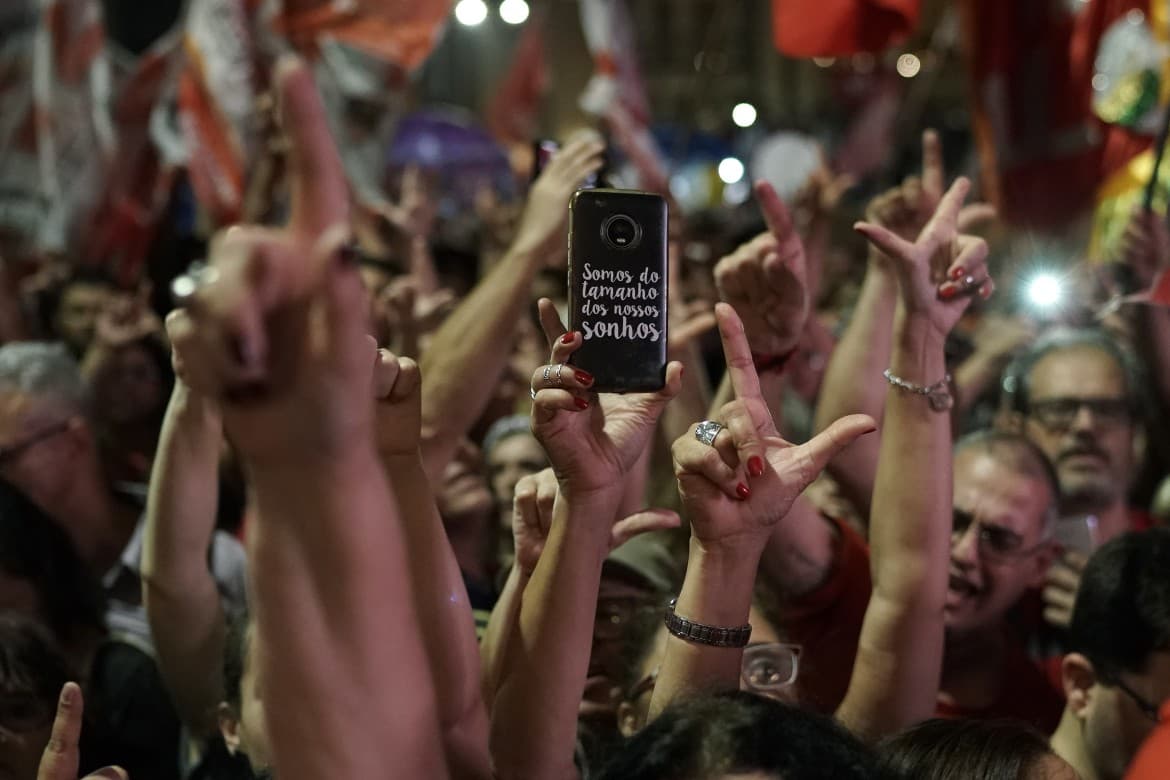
[771,0,920,57]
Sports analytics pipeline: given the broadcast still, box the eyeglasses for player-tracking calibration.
[1112,677,1162,724]
[952,509,1048,561]
[1027,397,1131,431]
[740,642,801,693]
[624,642,802,702]
[0,419,72,466]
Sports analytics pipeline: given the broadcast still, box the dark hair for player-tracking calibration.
[1067,527,1170,682]
[596,691,878,780]
[39,267,118,338]
[0,480,106,647]
[0,612,72,703]
[1001,327,1146,417]
[878,718,1057,780]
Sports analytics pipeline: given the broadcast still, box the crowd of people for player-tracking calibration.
[1,47,1169,780]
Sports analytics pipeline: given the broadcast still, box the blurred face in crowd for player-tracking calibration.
[0,683,54,780]
[92,343,166,427]
[486,432,546,526]
[436,439,494,521]
[0,393,79,519]
[1023,346,1135,512]
[54,282,110,356]
[1063,649,1170,780]
[946,450,1055,638]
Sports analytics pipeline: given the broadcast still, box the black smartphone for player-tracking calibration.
[567,189,668,392]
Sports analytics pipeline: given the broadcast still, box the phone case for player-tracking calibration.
[567,189,668,392]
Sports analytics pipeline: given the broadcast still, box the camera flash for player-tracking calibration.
[1026,273,1064,309]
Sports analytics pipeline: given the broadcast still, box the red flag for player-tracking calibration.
[962,0,1153,230]
[771,0,920,57]
[486,13,549,146]
[275,0,451,68]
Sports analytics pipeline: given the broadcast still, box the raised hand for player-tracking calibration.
[511,467,679,577]
[92,287,162,350]
[864,131,996,265]
[38,683,127,780]
[1117,206,1170,289]
[370,344,423,459]
[672,303,874,547]
[715,182,810,357]
[169,56,374,465]
[529,298,682,496]
[511,133,605,259]
[854,177,994,338]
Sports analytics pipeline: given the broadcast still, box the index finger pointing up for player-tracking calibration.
[275,56,349,237]
[715,302,762,403]
[755,180,794,241]
[917,176,970,250]
[921,129,945,206]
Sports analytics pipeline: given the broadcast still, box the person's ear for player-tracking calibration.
[617,701,641,738]
[218,702,242,754]
[1062,653,1098,717]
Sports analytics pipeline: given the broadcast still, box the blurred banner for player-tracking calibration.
[486,11,549,149]
[962,0,1165,240]
[0,0,115,260]
[771,0,920,57]
[579,0,669,194]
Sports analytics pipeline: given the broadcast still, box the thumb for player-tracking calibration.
[853,221,914,260]
[611,509,681,549]
[798,414,877,478]
[84,769,129,780]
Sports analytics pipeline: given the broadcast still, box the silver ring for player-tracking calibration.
[962,274,976,287]
[170,261,220,306]
[554,363,565,386]
[694,420,724,447]
[543,365,552,382]
[530,387,537,400]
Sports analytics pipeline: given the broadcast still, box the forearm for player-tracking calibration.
[491,491,617,780]
[813,264,896,516]
[480,565,529,712]
[383,454,490,778]
[141,384,226,733]
[648,537,761,720]
[420,248,542,481]
[837,314,949,741]
[248,450,446,780]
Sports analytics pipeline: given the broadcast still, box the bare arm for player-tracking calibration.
[648,304,874,720]
[836,178,989,742]
[374,353,491,779]
[248,451,447,779]
[419,139,603,482]
[141,381,226,735]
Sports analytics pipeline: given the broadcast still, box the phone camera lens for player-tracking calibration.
[601,214,642,250]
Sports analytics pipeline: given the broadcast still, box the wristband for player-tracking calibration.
[664,598,752,648]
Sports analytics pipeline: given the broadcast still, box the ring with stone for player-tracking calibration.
[694,420,725,447]
[962,274,976,288]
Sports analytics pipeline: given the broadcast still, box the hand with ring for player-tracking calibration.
[529,297,683,496]
[671,303,875,549]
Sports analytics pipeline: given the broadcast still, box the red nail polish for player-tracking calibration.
[748,456,765,477]
[736,482,751,500]
[939,285,957,301]
[574,397,589,410]
[575,370,593,385]
[949,266,965,281]
[561,332,574,345]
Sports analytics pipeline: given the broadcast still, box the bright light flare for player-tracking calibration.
[499,0,529,25]
[1026,273,1065,310]
[455,0,488,26]
[732,102,757,128]
[718,157,745,184]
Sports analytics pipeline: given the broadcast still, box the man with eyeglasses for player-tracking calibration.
[1050,527,1170,780]
[1002,328,1152,630]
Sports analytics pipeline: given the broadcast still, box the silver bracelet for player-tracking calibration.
[883,369,954,412]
